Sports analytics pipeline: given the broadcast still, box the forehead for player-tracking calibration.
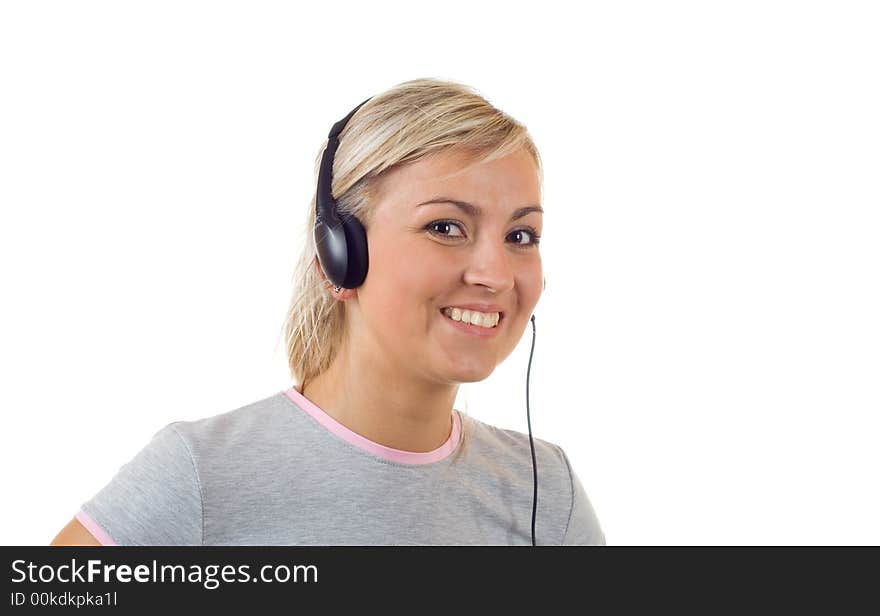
[372,148,541,216]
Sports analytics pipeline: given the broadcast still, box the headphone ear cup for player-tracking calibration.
[315,219,349,289]
[341,214,369,289]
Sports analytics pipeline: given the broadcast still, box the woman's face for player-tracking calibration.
[341,147,543,385]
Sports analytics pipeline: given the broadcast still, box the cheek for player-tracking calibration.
[364,244,446,318]
[516,264,544,302]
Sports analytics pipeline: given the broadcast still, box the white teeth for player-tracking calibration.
[442,307,500,328]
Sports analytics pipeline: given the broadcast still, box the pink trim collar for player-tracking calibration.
[282,387,461,465]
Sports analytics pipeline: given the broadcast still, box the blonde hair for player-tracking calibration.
[279,77,543,458]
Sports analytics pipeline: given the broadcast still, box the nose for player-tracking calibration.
[461,236,515,294]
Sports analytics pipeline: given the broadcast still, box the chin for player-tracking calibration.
[447,362,496,383]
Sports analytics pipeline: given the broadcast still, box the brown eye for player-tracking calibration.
[426,221,465,238]
[509,228,541,248]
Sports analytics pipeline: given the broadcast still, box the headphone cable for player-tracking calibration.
[526,314,538,546]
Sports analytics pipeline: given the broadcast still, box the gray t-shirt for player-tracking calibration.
[76,387,604,546]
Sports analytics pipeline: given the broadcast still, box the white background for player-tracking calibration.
[1,1,877,545]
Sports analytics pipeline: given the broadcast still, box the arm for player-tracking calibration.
[50,517,102,546]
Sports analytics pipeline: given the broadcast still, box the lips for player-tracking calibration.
[438,308,504,337]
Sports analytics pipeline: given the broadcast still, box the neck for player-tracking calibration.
[300,339,459,453]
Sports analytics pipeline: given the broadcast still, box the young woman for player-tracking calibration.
[51,78,605,546]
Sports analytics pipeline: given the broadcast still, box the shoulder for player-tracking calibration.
[169,390,296,455]
[462,414,573,495]
[77,391,295,546]
[464,414,569,467]
[463,415,605,545]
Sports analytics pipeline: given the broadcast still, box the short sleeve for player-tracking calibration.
[77,422,203,546]
[559,447,606,546]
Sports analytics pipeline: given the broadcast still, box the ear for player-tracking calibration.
[314,257,356,301]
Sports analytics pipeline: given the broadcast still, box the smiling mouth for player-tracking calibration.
[438,307,505,329]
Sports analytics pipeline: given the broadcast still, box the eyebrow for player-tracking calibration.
[415,198,543,221]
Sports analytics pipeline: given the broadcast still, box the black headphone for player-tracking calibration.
[314,96,541,546]
[314,97,372,290]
